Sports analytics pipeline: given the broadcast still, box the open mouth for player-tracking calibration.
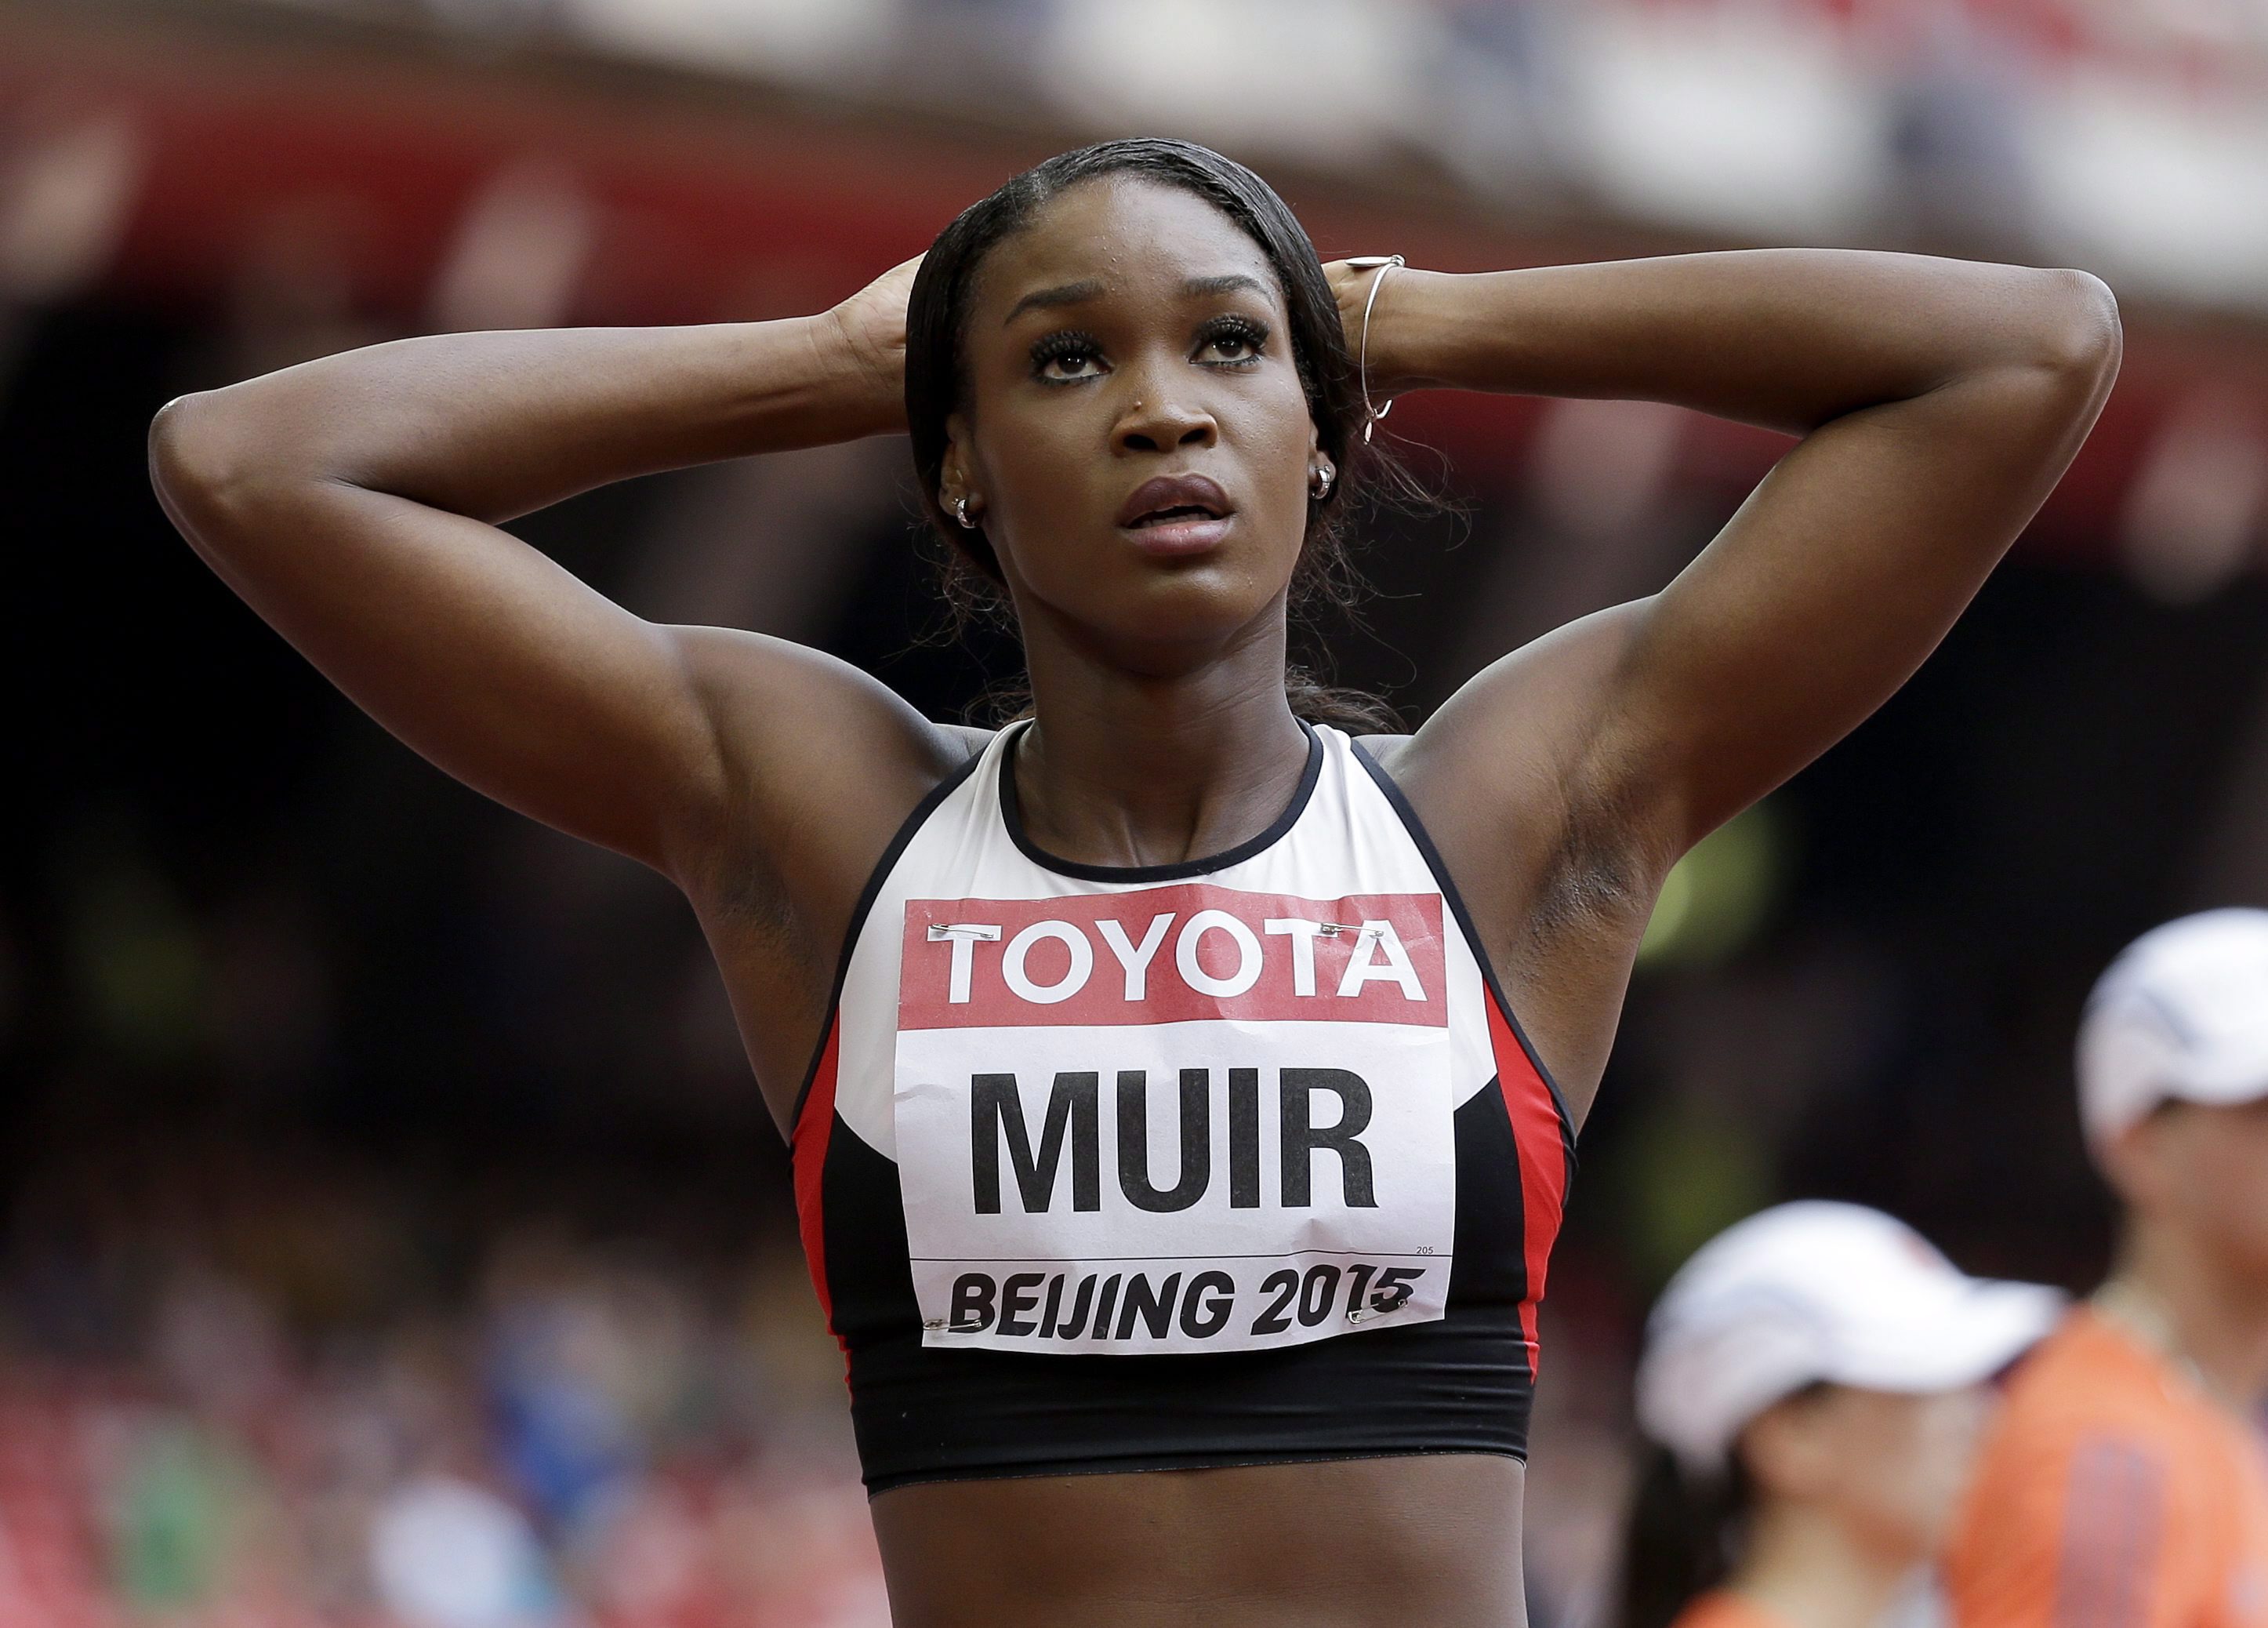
[1130,503,1223,529]
[1116,474,1235,536]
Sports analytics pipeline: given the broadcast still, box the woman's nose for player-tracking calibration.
[1112,380,1217,454]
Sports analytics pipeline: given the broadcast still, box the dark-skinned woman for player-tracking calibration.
[150,139,2119,1627]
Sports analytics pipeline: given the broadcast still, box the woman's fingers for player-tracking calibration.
[1322,260,1371,343]
[829,254,925,387]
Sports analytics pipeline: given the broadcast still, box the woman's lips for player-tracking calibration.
[1121,510,1233,555]
[1116,474,1234,555]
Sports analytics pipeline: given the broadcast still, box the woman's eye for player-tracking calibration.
[1042,350,1102,380]
[1032,335,1105,381]
[1199,322,1268,365]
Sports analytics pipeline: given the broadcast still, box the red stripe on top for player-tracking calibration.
[1486,992,1569,1375]
[791,1016,842,1348]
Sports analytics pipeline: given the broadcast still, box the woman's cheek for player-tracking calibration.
[984,436,1094,578]
[1904,1389,1990,1548]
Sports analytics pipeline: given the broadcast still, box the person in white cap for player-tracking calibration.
[1620,1201,2061,1628]
[1944,908,2268,1628]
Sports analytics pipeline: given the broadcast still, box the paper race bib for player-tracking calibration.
[893,881,1456,1354]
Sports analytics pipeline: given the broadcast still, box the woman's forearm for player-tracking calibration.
[158,310,901,529]
[1370,250,2115,437]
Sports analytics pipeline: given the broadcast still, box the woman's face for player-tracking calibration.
[943,176,1321,674]
[1747,1383,1995,1562]
[2119,1098,2268,1280]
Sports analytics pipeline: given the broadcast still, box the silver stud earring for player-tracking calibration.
[952,495,976,529]
[1310,463,1335,500]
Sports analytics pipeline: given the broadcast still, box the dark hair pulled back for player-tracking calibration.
[903,137,1398,734]
[1614,1444,1751,1628]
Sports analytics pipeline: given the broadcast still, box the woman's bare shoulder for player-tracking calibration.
[670,627,989,896]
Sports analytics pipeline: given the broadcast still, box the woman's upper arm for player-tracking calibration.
[149,391,947,888]
[1598,270,2119,850]
[1414,269,2120,879]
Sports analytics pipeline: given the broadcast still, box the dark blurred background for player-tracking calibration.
[3,0,2266,1622]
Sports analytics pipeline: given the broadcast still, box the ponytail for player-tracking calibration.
[1614,1444,1750,1628]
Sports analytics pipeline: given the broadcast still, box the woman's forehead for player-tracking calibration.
[971,178,1283,320]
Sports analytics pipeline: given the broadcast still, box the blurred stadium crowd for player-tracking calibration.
[217,0,2268,309]
[2,0,2267,1624]
[2,1143,887,1626]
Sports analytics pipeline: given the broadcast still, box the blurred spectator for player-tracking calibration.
[1422,0,1577,202]
[96,1407,265,1612]
[895,0,1060,99]
[1876,3,2037,253]
[371,1472,562,1628]
[483,1234,644,1533]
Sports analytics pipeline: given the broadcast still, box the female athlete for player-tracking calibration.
[149,140,2117,1626]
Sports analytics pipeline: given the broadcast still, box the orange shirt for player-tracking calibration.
[1671,1591,1789,1628]
[1946,1308,2268,1628]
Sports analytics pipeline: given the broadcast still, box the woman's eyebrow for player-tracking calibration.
[1001,272,1271,325]
[1183,273,1268,300]
[1002,281,1105,325]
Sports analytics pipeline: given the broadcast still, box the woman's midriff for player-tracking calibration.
[869,1452,1527,1628]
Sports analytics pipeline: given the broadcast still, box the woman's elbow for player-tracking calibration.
[2026,267,2123,394]
[149,387,288,538]
[151,392,227,515]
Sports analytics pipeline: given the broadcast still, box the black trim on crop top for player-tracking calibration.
[997,717,1324,883]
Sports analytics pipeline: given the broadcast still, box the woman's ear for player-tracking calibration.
[942,411,978,500]
[939,411,989,529]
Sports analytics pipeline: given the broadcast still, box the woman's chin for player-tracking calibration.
[1015,533,1294,652]
[1036,585,1278,663]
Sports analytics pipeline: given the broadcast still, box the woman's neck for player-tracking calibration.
[1012,612,1312,870]
[2100,1223,2268,1408]
[1729,1500,1915,1628]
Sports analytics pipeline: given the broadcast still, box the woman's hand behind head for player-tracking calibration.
[824,254,924,427]
[1323,257,1420,402]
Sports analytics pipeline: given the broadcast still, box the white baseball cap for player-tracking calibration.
[1635,1201,2062,1478]
[2077,909,2268,1150]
